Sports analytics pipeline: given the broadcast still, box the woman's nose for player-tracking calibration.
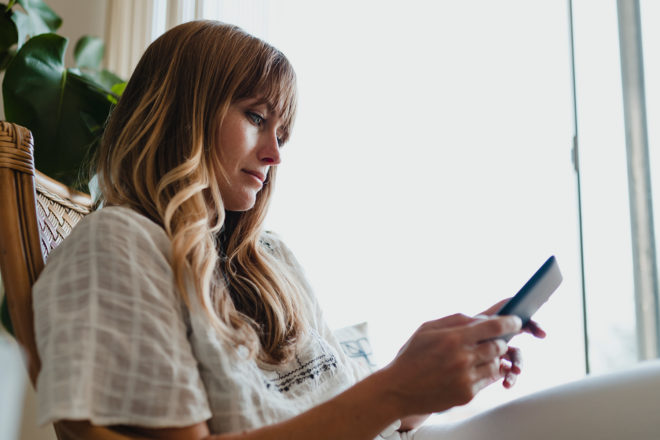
[259,132,281,165]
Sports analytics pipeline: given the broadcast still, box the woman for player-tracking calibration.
[33,20,658,440]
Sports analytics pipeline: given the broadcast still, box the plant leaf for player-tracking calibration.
[3,34,113,188]
[0,48,15,70]
[9,8,29,48]
[107,81,126,105]
[79,68,125,93]
[15,0,61,35]
[99,69,124,89]
[0,5,18,52]
[74,35,104,70]
[110,81,126,96]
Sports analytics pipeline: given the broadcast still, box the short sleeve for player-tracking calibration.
[33,207,212,428]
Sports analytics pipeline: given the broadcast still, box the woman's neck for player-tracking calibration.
[217,210,242,257]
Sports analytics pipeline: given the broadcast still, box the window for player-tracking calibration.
[572,0,638,374]
[113,0,660,420]
[260,1,583,420]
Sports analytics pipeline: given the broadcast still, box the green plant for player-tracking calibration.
[0,0,124,334]
[2,0,125,188]
[0,0,61,68]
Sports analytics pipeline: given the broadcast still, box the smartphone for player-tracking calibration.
[497,255,562,341]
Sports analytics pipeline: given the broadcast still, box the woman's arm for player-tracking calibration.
[399,414,431,432]
[59,314,521,440]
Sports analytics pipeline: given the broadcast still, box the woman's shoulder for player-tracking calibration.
[42,205,172,274]
[66,205,168,248]
[259,230,298,267]
[259,229,281,252]
[259,230,295,260]
[34,205,180,323]
[80,205,167,238]
[258,230,315,295]
[33,210,210,429]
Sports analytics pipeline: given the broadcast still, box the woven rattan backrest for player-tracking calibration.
[0,121,92,385]
[0,122,141,440]
[36,171,92,261]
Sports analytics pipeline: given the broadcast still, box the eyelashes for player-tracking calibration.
[245,111,284,147]
[246,111,265,126]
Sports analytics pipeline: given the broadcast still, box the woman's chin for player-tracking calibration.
[223,195,257,212]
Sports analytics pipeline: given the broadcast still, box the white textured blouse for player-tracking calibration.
[32,206,374,435]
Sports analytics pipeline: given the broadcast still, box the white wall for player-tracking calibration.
[47,0,108,68]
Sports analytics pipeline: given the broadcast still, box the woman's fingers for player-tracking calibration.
[469,328,526,390]
[389,314,529,415]
[422,313,479,331]
[472,358,503,391]
[507,346,523,372]
[473,338,508,363]
[478,297,511,316]
[500,346,523,388]
[469,339,514,391]
[464,315,522,344]
[523,319,547,339]
[502,368,517,388]
[478,297,548,341]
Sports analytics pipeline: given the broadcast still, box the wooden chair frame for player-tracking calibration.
[0,121,92,384]
[0,121,190,440]
[0,121,96,439]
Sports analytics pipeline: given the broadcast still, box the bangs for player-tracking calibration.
[235,47,298,144]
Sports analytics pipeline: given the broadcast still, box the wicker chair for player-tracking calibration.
[0,122,138,440]
[0,121,92,384]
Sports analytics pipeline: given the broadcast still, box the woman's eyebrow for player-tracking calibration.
[249,97,281,116]
[262,102,279,117]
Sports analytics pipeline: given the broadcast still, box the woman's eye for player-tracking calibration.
[276,137,284,147]
[246,111,264,126]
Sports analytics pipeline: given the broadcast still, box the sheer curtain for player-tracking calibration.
[104,0,156,79]
[104,0,269,77]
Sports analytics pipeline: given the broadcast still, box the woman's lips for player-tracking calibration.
[243,170,265,183]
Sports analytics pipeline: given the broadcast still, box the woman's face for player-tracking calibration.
[215,98,284,211]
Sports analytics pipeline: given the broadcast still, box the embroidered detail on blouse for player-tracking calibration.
[259,233,275,253]
[265,353,339,393]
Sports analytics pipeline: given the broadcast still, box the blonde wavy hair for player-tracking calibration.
[96,20,305,364]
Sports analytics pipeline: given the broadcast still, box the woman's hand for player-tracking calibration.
[477,298,547,388]
[499,344,522,388]
[380,313,522,417]
[478,298,547,339]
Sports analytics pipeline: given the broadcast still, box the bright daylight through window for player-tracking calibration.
[147,0,653,421]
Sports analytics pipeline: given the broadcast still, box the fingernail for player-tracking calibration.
[496,339,507,352]
[511,316,522,329]
[506,373,516,387]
